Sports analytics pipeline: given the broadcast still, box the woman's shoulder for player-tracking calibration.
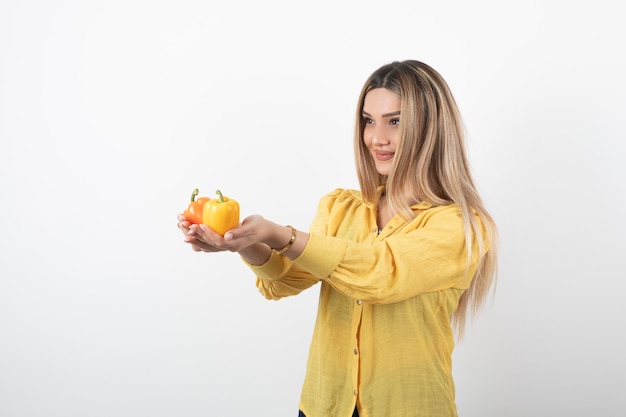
[321,188,368,205]
[314,188,372,214]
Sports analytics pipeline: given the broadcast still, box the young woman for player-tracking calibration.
[178,59,498,417]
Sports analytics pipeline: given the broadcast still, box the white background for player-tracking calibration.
[1,1,625,416]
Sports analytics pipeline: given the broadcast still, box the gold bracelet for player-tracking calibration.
[274,225,296,255]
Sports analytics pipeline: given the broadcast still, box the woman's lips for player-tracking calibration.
[375,151,394,161]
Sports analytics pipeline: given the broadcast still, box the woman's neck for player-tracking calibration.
[377,194,393,229]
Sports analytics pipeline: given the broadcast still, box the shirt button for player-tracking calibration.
[371,227,377,233]
[356,300,362,305]
[353,390,359,396]
[353,348,358,355]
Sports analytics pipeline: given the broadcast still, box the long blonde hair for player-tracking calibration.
[354,60,498,337]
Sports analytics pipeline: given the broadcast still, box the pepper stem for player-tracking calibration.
[215,189,225,203]
[190,188,199,202]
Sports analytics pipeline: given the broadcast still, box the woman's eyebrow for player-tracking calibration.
[362,110,401,118]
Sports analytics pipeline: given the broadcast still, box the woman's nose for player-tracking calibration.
[371,126,389,145]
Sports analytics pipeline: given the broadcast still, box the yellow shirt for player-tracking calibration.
[247,188,486,417]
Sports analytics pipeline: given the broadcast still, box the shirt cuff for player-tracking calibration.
[241,251,289,281]
[293,232,347,279]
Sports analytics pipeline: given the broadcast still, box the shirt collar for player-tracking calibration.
[376,184,433,210]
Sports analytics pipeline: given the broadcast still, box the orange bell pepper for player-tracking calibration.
[183,188,210,224]
[202,190,240,236]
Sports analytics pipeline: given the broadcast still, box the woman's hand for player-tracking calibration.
[177,213,303,265]
[177,213,270,253]
[177,214,225,253]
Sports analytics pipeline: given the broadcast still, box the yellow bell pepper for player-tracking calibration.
[202,190,240,236]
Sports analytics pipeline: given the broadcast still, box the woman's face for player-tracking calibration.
[362,88,401,176]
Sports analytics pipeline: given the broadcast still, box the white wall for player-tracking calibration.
[1,1,624,416]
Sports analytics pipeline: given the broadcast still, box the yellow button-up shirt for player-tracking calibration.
[247,188,486,417]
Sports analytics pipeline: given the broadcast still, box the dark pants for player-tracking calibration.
[299,408,359,417]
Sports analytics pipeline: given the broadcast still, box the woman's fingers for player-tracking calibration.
[179,214,263,253]
[177,214,192,235]
[185,234,224,253]
[188,224,230,250]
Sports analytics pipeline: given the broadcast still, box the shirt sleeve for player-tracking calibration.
[242,190,345,300]
[246,251,321,300]
[293,204,488,304]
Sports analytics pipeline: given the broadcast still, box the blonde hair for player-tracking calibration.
[354,60,498,338]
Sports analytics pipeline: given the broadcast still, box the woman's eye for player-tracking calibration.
[363,117,374,124]
[390,118,400,125]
